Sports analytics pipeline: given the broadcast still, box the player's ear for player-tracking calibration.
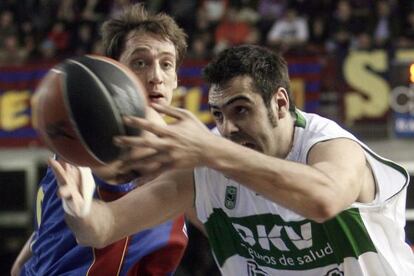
[272,87,290,119]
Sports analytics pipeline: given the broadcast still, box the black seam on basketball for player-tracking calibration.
[86,55,147,118]
[64,59,114,164]
[78,56,146,135]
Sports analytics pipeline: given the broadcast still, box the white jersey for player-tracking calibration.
[195,110,414,276]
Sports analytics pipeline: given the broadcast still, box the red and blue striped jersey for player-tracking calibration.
[21,167,188,275]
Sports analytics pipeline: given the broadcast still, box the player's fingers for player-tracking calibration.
[57,185,73,199]
[114,135,169,152]
[49,158,69,187]
[123,116,169,137]
[56,159,79,181]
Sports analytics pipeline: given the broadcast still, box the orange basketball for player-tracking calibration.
[32,55,147,167]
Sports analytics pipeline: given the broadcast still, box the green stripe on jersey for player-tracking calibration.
[205,208,376,270]
[294,110,306,128]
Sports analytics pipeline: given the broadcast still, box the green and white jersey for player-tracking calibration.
[194,110,414,276]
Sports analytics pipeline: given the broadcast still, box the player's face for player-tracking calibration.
[208,75,281,157]
[119,31,178,106]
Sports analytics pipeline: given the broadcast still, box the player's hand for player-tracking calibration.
[50,158,95,217]
[115,103,215,175]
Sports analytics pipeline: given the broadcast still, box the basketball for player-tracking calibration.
[31,55,147,167]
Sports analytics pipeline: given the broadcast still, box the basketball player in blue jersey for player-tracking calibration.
[56,45,413,275]
[11,4,189,275]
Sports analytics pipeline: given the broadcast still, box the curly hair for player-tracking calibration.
[203,45,295,112]
[101,3,188,68]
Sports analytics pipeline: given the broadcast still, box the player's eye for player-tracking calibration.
[234,106,248,116]
[131,59,146,70]
[212,110,223,122]
[161,61,174,70]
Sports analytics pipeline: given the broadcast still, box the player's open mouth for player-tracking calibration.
[149,92,164,102]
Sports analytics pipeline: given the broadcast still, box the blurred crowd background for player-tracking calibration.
[1,0,414,65]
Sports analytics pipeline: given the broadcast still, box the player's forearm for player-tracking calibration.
[203,138,340,221]
[66,169,194,248]
[65,200,116,248]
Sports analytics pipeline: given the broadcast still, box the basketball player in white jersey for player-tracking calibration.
[57,45,414,275]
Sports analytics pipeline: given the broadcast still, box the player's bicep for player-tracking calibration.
[307,138,367,205]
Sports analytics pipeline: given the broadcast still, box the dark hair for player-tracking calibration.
[203,45,295,112]
[101,3,188,68]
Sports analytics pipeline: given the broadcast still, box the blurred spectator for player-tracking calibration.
[56,0,79,24]
[188,32,213,60]
[39,39,57,60]
[371,0,400,49]
[214,6,259,54]
[352,32,373,50]
[73,22,95,56]
[326,0,360,54]
[22,34,39,62]
[201,0,228,28]
[266,8,309,53]
[0,34,28,65]
[0,10,18,48]
[236,1,260,25]
[163,0,198,41]
[257,0,287,40]
[47,22,70,56]
[17,20,41,61]
[194,4,214,33]
[188,4,215,59]
[30,0,57,35]
[307,15,329,53]
[19,20,34,40]
[39,39,57,61]
[109,0,134,18]
[80,0,109,23]
[398,9,414,48]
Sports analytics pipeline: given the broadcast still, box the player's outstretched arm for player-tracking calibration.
[53,156,194,248]
[114,104,375,223]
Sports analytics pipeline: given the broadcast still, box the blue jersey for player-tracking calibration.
[22,167,188,275]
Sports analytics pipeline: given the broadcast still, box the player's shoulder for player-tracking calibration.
[298,110,352,138]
